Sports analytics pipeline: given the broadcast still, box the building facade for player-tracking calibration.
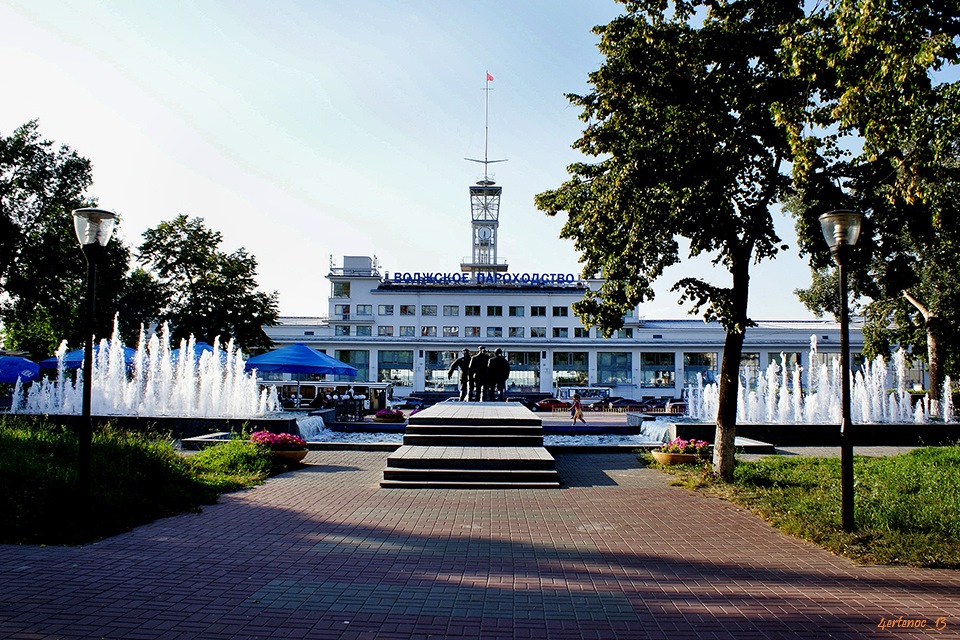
[262,255,865,400]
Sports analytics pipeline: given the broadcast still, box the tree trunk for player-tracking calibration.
[713,252,751,481]
[713,327,745,480]
[926,316,943,414]
[903,291,943,415]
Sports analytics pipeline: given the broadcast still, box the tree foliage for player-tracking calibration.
[0,121,129,358]
[136,215,279,351]
[536,0,804,478]
[782,0,960,401]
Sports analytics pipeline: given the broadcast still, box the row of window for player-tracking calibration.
[333,325,636,339]
[333,304,573,318]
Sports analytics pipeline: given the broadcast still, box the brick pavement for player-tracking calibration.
[1,451,957,640]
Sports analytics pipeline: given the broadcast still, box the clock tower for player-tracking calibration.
[461,72,508,277]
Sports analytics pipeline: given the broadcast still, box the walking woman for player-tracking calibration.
[571,393,586,424]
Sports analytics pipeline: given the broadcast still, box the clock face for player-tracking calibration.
[477,227,491,241]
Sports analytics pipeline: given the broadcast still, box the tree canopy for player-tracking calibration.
[783,0,960,406]
[137,215,279,351]
[536,0,805,478]
[0,121,129,358]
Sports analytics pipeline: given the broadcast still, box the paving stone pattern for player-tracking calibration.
[1,451,958,639]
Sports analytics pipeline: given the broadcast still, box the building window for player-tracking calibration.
[443,326,459,337]
[443,305,459,316]
[422,305,437,316]
[509,327,524,338]
[356,304,372,317]
[335,325,350,336]
[400,326,415,337]
[614,328,633,339]
[332,282,350,298]
[378,350,414,386]
[487,327,503,338]
[304,330,314,336]
[486,306,503,316]
[598,352,632,385]
[640,352,675,388]
[509,306,524,317]
[465,305,481,316]
[552,328,568,338]
[335,349,369,382]
[421,326,437,337]
[356,326,372,337]
[553,351,588,386]
[740,352,760,389]
[465,326,481,337]
[574,328,590,338]
[531,306,546,317]
[378,326,394,337]
[684,352,718,385]
[378,304,394,316]
[552,306,568,317]
[400,305,416,316]
[531,327,546,338]
[334,304,350,320]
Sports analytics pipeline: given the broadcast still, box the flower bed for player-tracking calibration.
[250,430,307,451]
[373,409,405,422]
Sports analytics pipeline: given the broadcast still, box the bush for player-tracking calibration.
[0,416,279,545]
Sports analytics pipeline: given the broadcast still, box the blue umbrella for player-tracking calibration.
[40,345,137,370]
[244,343,357,376]
[0,356,40,384]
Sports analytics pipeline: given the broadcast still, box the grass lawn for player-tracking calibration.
[643,446,960,568]
[0,416,296,545]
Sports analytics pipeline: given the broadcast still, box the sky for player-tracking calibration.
[2,0,821,321]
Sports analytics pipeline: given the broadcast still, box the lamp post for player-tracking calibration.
[73,207,117,497]
[819,209,863,533]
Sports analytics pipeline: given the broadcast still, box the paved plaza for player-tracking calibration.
[1,448,958,640]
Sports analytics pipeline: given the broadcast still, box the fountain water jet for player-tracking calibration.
[11,318,280,419]
[689,336,954,424]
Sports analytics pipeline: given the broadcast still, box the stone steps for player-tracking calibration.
[381,402,560,489]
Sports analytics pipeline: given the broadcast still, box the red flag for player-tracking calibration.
[486,72,494,81]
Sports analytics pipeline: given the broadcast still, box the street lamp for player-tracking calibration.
[819,209,863,532]
[73,207,117,496]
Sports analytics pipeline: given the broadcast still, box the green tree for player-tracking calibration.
[136,215,279,351]
[783,0,960,410]
[536,0,803,478]
[0,121,130,359]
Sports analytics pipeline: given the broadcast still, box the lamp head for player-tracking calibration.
[819,210,863,255]
[73,208,117,247]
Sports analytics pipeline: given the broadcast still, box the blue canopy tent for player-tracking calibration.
[0,356,40,384]
[245,343,357,409]
[244,343,357,376]
[40,345,137,370]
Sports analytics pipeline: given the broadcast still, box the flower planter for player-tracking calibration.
[272,450,308,463]
[651,451,700,465]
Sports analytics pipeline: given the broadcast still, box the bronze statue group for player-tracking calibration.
[447,346,511,402]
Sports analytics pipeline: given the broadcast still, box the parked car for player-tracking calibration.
[392,397,424,410]
[535,397,572,411]
[505,397,538,410]
[608,397,644,410]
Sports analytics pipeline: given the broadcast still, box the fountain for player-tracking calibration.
[8,318,297,439]
[687,336,957,429]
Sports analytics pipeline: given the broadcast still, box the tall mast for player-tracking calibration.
[461,72,509,276]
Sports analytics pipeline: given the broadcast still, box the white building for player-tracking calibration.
[264,258,861,400]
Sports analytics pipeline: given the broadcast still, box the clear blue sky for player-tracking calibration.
[2,0,820,319]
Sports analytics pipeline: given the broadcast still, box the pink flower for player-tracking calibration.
[250,430,307,451]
